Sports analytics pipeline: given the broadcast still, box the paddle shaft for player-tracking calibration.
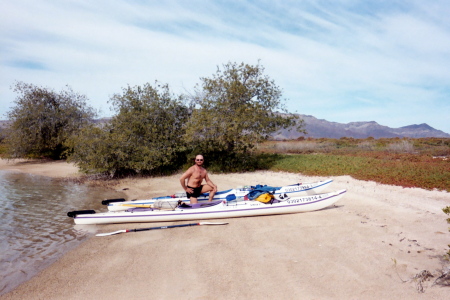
[95,222,228,236]
[128,222,200,232]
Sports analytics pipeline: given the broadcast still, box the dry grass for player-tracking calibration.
[386,140,415,153]
[259,137,450,157]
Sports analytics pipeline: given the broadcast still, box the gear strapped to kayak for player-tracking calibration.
[247,185,278,201]
[254,193,275,203]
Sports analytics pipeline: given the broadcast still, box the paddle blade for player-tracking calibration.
[96,230,127,237]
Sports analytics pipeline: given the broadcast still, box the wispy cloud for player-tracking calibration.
[7,60,48,70]
[1,0,449,133]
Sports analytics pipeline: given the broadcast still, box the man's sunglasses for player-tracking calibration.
[195,159,204,161]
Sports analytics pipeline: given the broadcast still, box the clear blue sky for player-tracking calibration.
[1,0,449,133]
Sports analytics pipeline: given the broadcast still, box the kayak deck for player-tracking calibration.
[69,189,347,225]
[105,179,334,212]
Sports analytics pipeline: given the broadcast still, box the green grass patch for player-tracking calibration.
[255,138,450,191]
[267,154,450,192]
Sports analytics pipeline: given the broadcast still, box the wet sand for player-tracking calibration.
[1,159,449,299]
[0,159,81,178]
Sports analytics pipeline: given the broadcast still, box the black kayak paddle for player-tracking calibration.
[95,222,229,237]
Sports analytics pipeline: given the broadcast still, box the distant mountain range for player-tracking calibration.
[1,115,449,139]
[272,114,450,139]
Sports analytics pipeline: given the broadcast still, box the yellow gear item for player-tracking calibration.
[255,193,274,203]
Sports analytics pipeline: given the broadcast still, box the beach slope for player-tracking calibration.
[1,160,449,299]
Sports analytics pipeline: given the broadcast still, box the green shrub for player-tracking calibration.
[185,62,302,156]
[5,82,96,159]
[68,82,189,177]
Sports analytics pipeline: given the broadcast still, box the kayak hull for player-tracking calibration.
[72,189,346,225]
[106,179,334,212]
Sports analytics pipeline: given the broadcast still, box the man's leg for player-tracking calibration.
[201,184,217,202]
[187,185,201,204]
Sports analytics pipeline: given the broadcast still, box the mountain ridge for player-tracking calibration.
[272,114,450,139]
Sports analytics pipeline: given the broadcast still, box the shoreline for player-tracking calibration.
[0,159,81,178]
[1,159,450,299]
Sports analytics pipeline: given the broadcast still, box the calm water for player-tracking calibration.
[0,170,124,295]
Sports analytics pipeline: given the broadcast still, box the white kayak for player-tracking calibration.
[68,189,346,225]
[104,179,334,212]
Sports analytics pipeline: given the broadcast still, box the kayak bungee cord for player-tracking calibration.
[95,222,229,237]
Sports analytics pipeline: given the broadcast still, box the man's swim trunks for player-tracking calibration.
[186,185,203,198]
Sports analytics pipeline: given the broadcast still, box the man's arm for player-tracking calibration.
[180,168,194,193]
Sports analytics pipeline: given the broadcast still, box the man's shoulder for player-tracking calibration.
[182,166,195,174]
[192,165,207,173]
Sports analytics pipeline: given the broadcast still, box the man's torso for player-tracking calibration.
[187,165,206,187]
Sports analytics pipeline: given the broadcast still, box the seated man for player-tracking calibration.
[179,155,217,204]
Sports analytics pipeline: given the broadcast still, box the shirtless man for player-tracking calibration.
[180,155,217,204]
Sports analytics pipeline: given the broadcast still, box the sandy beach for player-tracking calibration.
[1,158,449,299]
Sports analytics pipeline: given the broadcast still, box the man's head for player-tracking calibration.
[195,155,204,166]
